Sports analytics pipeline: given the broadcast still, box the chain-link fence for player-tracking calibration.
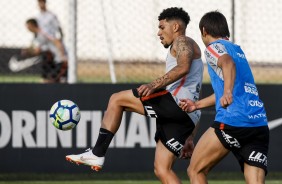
[0,0,282,83]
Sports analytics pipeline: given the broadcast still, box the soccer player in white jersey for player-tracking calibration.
[66,7,204,183]
[179,11,269,184]
[37,0,63,40]
[23,18,67,83]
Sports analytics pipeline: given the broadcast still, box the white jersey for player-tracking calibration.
[37,11,61,39]
[33,31,66,63]
[166,50,204,124]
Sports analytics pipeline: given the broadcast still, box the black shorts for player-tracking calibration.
[41,52,67,82]
[212,122,269,174]
[42,62,67,82]
[132,89,195,157]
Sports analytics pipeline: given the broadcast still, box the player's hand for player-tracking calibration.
[220,90,233,108]
[179,135,194,159]
[179,99,197,112]
[137,84,155,97]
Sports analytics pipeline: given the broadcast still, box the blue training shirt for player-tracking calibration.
[204,39,268,127]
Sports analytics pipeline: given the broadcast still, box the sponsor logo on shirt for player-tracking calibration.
[214,44,225,54]
[205,50,217,66]
[248,113,267,120]
[244,83,258,96]
[236,52,246,59]
[248,100,264,107]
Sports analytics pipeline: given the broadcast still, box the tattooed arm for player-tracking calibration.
[137,36,194,96]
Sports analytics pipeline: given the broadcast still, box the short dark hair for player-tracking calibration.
[26,18,38,27]
[199,11,230,38]
[158,7,190,27]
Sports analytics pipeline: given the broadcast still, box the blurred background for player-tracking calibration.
[0,0,281,84]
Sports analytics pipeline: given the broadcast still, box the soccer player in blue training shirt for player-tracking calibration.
[179,11,269,184]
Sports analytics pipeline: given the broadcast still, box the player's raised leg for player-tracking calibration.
[154,140,182,184]
[66,89,145,171]
[100,89,145,133]
[188,127,229,184]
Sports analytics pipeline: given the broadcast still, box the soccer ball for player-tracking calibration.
[49,99,81,131]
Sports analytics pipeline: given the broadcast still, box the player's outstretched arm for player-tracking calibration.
[179,93,216,112]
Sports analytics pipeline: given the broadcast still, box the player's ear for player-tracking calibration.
[202,27,207,37]
[173,22,180,33]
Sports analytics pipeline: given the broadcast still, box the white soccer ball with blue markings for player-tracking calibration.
[49,100,81,131]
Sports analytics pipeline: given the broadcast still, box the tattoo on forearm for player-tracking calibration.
[150,74,170,89]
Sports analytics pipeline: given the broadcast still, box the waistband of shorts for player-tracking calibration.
[211,121,269,130]
[132,88,169,101]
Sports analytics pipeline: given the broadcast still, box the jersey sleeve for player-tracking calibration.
[205,43,228,66]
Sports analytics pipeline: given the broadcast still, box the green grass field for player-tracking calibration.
[1,172,282,184]
[0,181,281,184]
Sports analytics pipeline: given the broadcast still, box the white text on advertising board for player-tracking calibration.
[0,110,156,148]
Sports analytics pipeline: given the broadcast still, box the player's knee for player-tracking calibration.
[186,166,190,177]
[187,165,208,179]
[108,92,122,105]
[187,165,195,178]
[154,163,167,179]
[154,167,160,178]
[154,165,162,178]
